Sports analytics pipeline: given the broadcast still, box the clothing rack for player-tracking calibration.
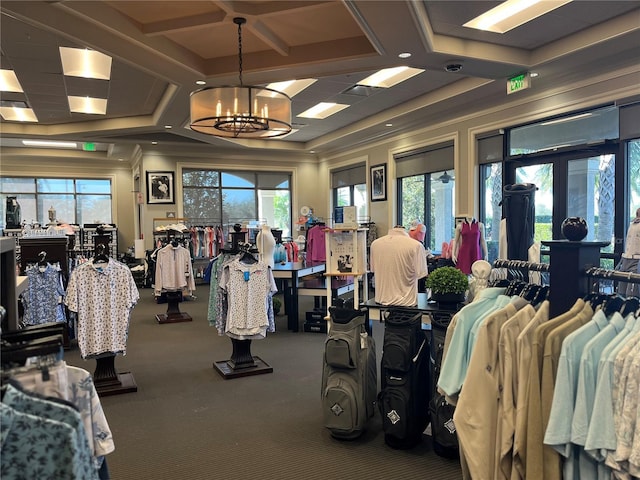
[583,266,640,283]
[492,259,550,271]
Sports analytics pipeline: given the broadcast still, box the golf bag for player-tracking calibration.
[378,309,430,449]
[321,307,377,439]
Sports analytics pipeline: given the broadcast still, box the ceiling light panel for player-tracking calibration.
[266,79,317,98]
[59,47,113,80]
[463,0,572,34]
[0,107,38,122]
[297,102,349,119]
[68,96,108,115]
[0,70,24,92]
[357,67,424,88]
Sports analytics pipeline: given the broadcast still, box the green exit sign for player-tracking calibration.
[507,73,531,95]
[83,142,96,151]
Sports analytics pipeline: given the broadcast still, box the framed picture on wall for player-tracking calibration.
[370,164,387,202]
[146,171,175,204]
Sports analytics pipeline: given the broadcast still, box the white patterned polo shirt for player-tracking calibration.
[65,259,139,358]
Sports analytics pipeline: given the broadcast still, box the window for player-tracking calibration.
[331,164,367,221]
[478,133,504,264]
[182,169,291,238]
[0,177,112,227]
[395,143,455,251]
[503,105,625,267]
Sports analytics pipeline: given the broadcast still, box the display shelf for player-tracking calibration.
[324,227,369,318]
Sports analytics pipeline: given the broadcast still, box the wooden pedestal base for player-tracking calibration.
[213,338,273,379]
[93,355,138,396]
[156,291,192,324]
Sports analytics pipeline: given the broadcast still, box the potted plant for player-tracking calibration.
[426,266,469,304]
[272,296,282,315]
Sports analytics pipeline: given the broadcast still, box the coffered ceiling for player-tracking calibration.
[1,1,639,158]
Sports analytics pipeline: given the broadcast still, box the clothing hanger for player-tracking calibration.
[37,250,48,267]
[93,244,109,263]
[520,283,541,302]
[620,297,639,317]
[531,285,549,306]
[1,334,64,368]
[1,322,66,344]
[602,294,625,317]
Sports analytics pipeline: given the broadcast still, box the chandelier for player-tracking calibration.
[189,17,292,138]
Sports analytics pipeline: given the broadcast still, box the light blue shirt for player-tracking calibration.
[467,294,512,362]
[544,309,609,480]
[437,287,505,396]
[571,312,626,480]
[584,314,637,478]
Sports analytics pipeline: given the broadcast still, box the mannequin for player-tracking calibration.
[617,207,640,296]
[452,217,488,275]
[408,220,426,242]
[370,227,428,306]
[256,224,276,268]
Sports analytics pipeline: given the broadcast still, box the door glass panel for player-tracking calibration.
[515,164,553,243]
[482,162,503,264]
[567,155,615,251]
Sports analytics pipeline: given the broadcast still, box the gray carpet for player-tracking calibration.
[64,287,463,480]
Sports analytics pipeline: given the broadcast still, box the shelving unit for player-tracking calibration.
[324,227,369,316]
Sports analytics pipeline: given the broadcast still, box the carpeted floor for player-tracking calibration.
[64,286,463,480]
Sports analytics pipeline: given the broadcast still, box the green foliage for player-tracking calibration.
[426,266,469,294]
[272,296,282,313]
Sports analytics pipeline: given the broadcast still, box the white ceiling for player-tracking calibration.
[1,1,639,158]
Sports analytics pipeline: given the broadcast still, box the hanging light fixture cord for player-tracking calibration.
[235,17,245,87]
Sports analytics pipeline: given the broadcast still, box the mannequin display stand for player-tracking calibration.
[213,247,274,379]
[155,290,192,324]
[213,338,273,379]
[93,353,138,396]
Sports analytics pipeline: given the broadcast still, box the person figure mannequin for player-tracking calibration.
[409,220,427,243]
[452,216,488,275]
[617,207,640,296]
[370,226,428,306]
[256,224,276,269]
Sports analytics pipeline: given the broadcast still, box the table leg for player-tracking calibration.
[291,273,299,332]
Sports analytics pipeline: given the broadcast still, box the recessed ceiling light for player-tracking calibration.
[297,102,349,119]
[358,66,424,88]
[22,140,78,148]
[266,79,317,98]
[398,53,412,59]
[0,70,24,93]
[0,107,38,122]
[463,0,572,34]
[165,125,172,129]
[530,72,539,78]
[59,47,112,80]
[386,123,393,127]
[68,96,107,115]
[196,80,206,85]
[151,141,158,145]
